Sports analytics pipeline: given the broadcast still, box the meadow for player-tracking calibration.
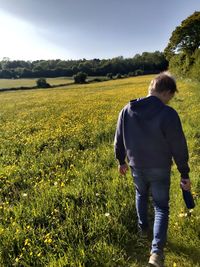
[0,77,73,90]
[0,75,199,267]
[0,77,107,91]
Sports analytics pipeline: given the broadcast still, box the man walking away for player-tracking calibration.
[114,72,191,267]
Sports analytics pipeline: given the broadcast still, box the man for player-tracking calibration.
[114,72,191,267]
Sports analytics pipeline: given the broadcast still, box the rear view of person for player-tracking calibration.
[114,72,191,267]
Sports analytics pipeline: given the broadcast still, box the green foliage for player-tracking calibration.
[164,11,200,60]
[166,11,200,81]
[134,69,144,76]
[0,51,167,79]
[73,72,87,84]
[107,73,113,79]
[189,49,200,81]
[168,53,187,77]
[128,72,135,77]
[115,73,122,79]
[36,78,51,88]
[168,48,200,80]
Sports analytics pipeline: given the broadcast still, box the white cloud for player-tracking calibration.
[0,10,71,60]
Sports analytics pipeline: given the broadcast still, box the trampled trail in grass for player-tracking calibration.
[0,75,199,266]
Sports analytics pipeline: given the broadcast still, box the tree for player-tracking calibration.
[73,72,87,83]
[189,49,200,81]
[164,11,200,60]
[128,72,135,77]
[0,69,12,78]
[115,73,122,79]
[0,51,168,79]
[107,73,113,79]
[36,78,51,88]
[135,69,144,76]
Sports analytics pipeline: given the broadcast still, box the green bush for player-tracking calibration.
[168,54,186,77]
[36,78,51,88]
[73,72,87,84]
[115,73,122,79]
[106,73,113,79]
[134,69,144,76]
[128,72,135,77]
[169,49,200,81]
[190,49,200,81]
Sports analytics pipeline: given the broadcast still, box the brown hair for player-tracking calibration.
[148,72,178,94]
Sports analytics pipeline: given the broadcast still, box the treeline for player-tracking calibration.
[0,51,168,79]
[164,11,200,81]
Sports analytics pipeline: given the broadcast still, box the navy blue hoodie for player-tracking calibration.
[114,96,190,178]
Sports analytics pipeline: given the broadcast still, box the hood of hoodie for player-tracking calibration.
[127,96,165,120]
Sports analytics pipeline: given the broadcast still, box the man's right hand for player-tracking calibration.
[118,163,128,175]
[180,178,191,191]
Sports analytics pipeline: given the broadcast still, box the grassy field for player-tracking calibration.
[0,77,73,89]
[0,77,107,90]
[0,75,199,266]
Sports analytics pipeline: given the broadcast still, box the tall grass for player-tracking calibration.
[0,76,199,266]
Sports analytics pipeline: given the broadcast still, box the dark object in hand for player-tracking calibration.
[182,189,195,209]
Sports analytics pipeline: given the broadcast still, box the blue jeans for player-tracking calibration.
[131,167,171,255]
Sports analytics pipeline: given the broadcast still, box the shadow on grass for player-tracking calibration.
[119,214,154,266]
[167,240,200,266]
[125,236,151,267]
[120,196,155,266]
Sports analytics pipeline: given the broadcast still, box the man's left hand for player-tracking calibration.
[118,163,128,175]
[180,178,191,191]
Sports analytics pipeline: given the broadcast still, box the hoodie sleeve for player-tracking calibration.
[163,108,190,178]
[114,109,126,165]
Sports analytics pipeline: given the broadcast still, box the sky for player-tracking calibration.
[0,0,199,61]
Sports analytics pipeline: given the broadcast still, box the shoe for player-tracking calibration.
[148,253,164,267]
